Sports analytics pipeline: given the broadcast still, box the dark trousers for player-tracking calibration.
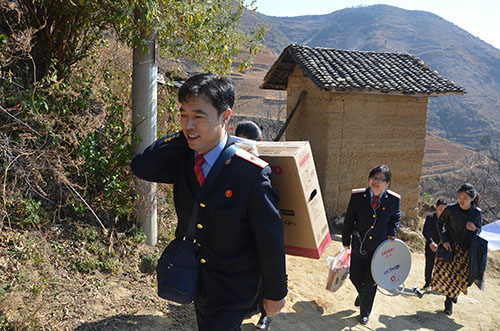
[258,287,267,317]
[350,254,377,317]
[247,284,267,318]
[424,246,436,286]
[195,303,250,331]
[248,281,268,317]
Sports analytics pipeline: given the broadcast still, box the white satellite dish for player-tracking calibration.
[371,239,411,290]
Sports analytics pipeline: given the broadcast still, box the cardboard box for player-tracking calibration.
[256,141,331,259]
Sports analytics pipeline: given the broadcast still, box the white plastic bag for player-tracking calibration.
[326,247,351,292]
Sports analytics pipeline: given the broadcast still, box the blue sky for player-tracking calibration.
[249,0,500,49]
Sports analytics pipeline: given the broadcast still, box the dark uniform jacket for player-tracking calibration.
[342,187,401,260]
[131,131,287,314]
[423,212,441,247]
[437,203,482,251]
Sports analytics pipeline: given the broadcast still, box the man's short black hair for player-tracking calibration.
[235,120,262,141]
[178,73,235,117]
[368,164,391,182]
[436,198,447,206]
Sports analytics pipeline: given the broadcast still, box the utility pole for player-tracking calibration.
[132,34,158,246]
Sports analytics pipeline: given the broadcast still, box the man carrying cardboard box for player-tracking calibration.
[131,74,287,330]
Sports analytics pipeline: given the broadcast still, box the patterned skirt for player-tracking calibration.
[431,244,469,299]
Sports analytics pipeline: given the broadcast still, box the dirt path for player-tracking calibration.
[74,234,500,331]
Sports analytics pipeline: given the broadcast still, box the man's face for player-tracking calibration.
[436,204,446,217]
[369,172,389,196]
[180,95,231,155]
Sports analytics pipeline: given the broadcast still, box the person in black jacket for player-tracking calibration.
[432,183,482,316]
[235,120,262,141]
[422,199,447,290]
[131,73,287,331]
[342,165,401,325]
[234,120,271,331]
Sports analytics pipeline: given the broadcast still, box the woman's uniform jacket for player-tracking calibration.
[131,131,287,314]
[342,187,402,260]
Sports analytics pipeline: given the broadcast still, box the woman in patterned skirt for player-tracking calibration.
[432,183,482,315]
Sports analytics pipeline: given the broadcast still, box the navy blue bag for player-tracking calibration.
[156,145,238,303]
[156,238,198,303]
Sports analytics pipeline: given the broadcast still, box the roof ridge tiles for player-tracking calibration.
[261,44,465,96]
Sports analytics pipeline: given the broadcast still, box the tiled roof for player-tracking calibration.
[261,44,465,96]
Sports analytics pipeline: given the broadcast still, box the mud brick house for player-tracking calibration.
[261,44,464,219]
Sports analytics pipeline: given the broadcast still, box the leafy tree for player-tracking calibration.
[116,0,264,73]
[0,0,264,83]
[1,0,112,82]
[1,0,264,234]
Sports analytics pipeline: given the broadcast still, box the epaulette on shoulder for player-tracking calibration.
[387,189,401,199]
[352,188,366,194]
[163,131,181,143]
[235,148,268,168]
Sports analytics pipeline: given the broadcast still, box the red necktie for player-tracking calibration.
[194,155,205,186]
[372,195,380,210]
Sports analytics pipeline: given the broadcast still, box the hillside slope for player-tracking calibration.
[8,234,496,330]
[241,4,500,148]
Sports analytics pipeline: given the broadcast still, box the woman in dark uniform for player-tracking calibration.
[422,198,447,290]
[432,183,482,315]
[234,120,271,331]
[342,165,401,325]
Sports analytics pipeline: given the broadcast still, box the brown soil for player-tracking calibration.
[2,229,499,331]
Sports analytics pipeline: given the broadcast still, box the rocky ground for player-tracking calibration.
[1,225,499,330]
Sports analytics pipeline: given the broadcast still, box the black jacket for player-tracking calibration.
[468,235,487,289]
[342,187,401,260]
[423,212,441,247]
[131,131,287,313]
[437,203,482,251]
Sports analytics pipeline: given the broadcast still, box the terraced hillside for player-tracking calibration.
[240,5,500,149]
[227,46,500,220]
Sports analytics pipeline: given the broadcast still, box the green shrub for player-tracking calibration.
[73,257,100,274]
[139,253,159,275]
[129,228,146,244]
[76,67,136,225]
[0,313,13,330]
[6,197,49,230]
[73,226,101,243]
[73,256,120,274]
[100,257,120,274]
[421,192,433,204]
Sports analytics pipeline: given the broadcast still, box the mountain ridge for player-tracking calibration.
[241,4,500,148]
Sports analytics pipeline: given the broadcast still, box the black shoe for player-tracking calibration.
[354,295,360,307]
[256,315,272,330]
[422,283,431,290]
[452,297,457,304]
[360,316,369,325]
[444,298,453,316]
